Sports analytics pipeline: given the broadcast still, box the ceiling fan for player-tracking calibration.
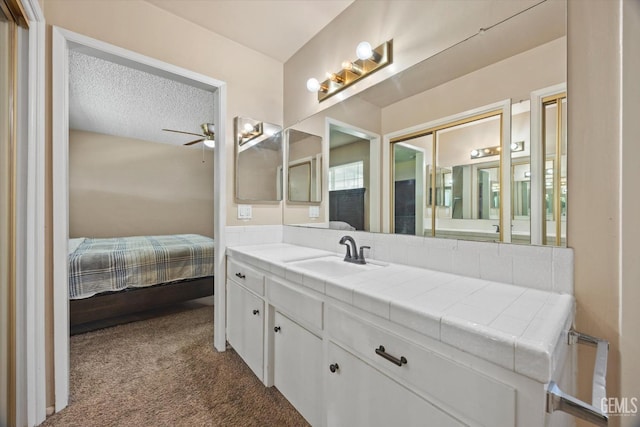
[162,123,215,147]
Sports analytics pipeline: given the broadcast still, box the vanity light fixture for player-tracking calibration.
[306,40,393,102]
[469,140,524,159]
[238,120,264,146]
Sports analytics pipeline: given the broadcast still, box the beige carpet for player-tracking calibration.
[41,305,309,427]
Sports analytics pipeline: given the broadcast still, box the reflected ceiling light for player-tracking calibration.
[237,120,264,146]
[469,140,524,159]
[546,168,553,175]
[306,40,393,102]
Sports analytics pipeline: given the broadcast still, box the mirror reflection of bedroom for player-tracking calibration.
[328,125,376,232]
[67,48,216,337]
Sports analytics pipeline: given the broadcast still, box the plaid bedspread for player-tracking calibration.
[69,234,214,299]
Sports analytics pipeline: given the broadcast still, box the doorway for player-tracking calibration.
[52,27,227,412]
[326,119,380,232]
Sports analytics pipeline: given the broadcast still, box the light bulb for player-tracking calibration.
[510,142,519,150]
[204,139,215,148]
[470,149,479,157]
[356,41,373,60]
[243,122,254,133]
[306,77,320,92]
[342,61,363,75]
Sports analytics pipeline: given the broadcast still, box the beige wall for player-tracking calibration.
[284,0,543,127]
[620,0,640,423]
[69,130,214,238]
[569,1,640,425]
[236,145,281,202]
[43,0,283,407]
[381,37,566,134]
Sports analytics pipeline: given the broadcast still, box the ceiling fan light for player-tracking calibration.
[204,139,215,148]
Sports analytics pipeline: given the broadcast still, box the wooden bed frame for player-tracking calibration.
[69,276,214,330]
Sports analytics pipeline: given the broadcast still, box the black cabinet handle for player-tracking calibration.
[235,272,246,279]
[329,363,339,373]
[274,326,281,333]
[252,309,259,315]
[375,345,407,367]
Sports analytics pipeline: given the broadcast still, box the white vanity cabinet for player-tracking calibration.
[273,311,323,426]
[326,305,517,427]
[326,342,464,427]
[269,277,324,426]
[226,259,265,381]
[225,247,578,427]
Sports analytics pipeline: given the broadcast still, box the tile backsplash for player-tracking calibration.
[282,226,574,295]
[225,225,283,247]
[224,225,574,295]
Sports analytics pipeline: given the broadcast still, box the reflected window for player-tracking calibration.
[329,161,364,191]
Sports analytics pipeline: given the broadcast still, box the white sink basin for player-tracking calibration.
[288,255,385,277]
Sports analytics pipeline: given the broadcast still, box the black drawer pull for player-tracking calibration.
[274,326,281,333]
[329,363,339,373]
[375,345,407,367]
[252,309,259,315]
[235,272,246,279]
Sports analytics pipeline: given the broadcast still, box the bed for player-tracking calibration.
[68,234,214,330]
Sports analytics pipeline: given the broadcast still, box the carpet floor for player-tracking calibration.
[41,305,309,427]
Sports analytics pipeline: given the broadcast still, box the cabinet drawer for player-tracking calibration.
[266,277,323,331]
[327,342,464,427]
[227,258,264,296]
[327,305,515,427]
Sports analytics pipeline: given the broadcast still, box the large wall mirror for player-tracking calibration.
[235,116,284,202]
[282,0,566,247]
[286,129,322,203]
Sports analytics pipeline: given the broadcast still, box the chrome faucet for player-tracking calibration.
[339,235,370,265]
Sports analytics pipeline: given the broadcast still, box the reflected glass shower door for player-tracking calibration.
[542,95,567,246]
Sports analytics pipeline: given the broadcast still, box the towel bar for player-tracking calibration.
[547,329,609,426]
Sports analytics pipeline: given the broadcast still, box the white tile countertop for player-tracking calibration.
[227,243,574,384]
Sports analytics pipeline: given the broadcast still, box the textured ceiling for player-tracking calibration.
[69,50,215,147]
[146,0,355,62]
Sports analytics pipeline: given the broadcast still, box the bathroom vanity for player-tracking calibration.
[225,242,581,427]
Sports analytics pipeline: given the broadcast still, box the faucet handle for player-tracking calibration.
[358,246,371,262]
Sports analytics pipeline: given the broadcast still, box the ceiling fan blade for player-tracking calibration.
[162,128,204,137]
[184,138,204,146]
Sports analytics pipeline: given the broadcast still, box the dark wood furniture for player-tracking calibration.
[329,188,366,230]
[70,276,213,333]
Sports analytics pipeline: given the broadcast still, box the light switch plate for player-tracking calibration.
[238,204,252,220]
[309,206,320,218]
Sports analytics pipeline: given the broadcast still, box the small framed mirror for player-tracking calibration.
[235,116,284,202]
[286,129,322,203]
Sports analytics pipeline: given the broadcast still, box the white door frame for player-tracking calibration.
[14,0,47,425]
[393,142,426,235]
[51,26,227,412]
[530,83,566,246]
